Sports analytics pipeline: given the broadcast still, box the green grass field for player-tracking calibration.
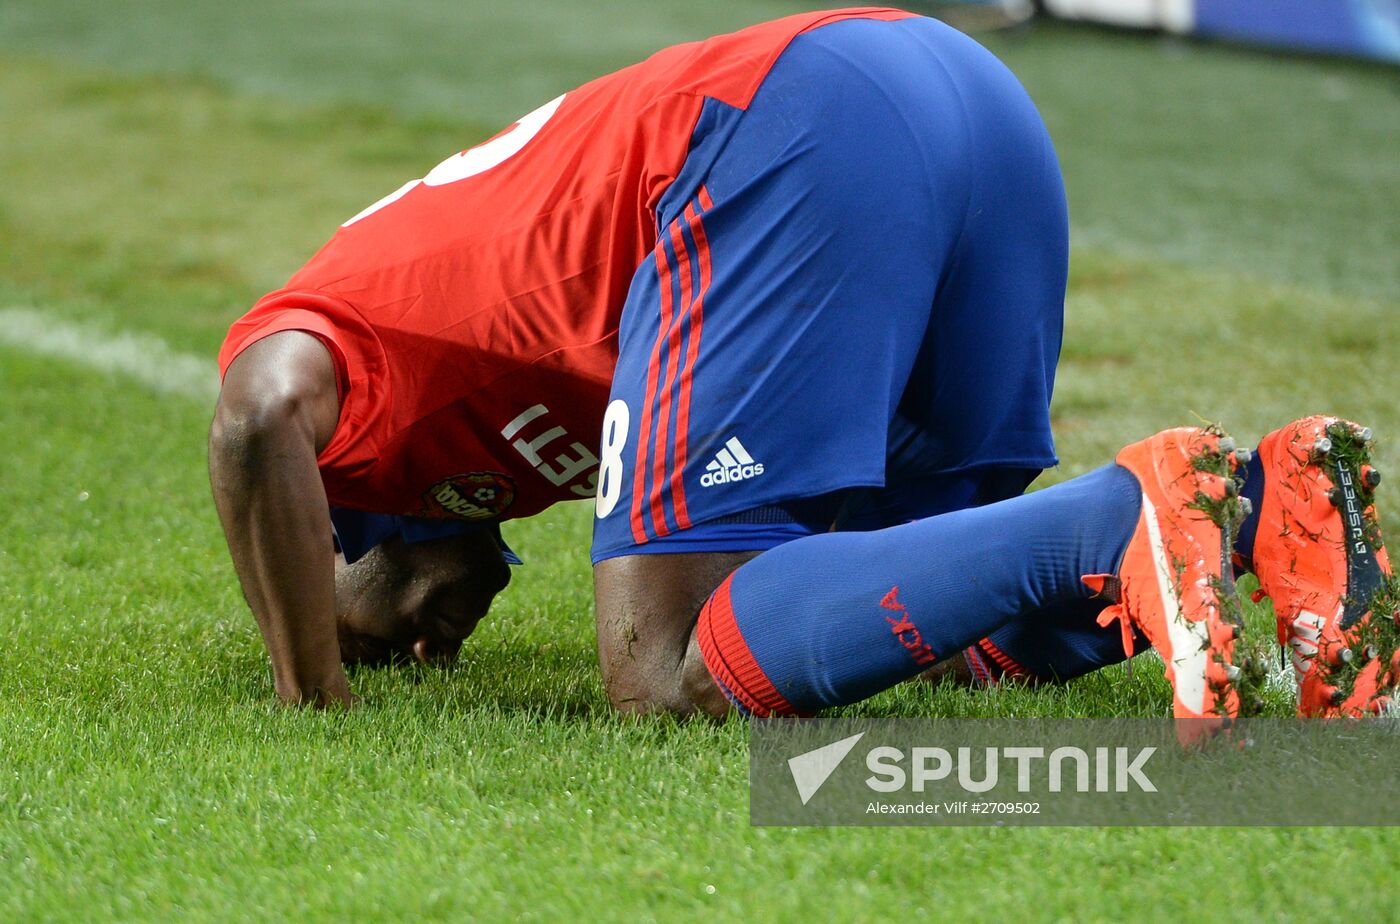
[2,2,1399,919]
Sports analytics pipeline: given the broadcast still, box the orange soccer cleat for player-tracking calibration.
[1252,416,1400,717]
[1088,427,1262,741]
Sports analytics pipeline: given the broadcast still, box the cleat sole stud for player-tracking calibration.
[1218,436,1236,453]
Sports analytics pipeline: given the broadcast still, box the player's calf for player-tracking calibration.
[694,454,1149,717]
[963,597,1151,687]
[693,426,1259,745]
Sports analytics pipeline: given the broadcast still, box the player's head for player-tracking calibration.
[334,531,511,667]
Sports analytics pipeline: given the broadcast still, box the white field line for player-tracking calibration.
[0,307,219,402]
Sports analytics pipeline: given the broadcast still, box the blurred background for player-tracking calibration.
[959,0,1400,65]
[3,0,1394,486]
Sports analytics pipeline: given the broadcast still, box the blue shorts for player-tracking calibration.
[330,507,521,565]
[590,16,1067,563]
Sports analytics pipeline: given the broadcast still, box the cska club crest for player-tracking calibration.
[417,471,516,520]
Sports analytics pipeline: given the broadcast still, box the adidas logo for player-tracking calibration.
[700,437,765,488]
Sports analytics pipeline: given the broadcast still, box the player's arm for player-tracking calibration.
[208,331,348,707]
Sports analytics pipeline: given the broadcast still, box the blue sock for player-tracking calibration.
[1234,450,1265,564]
[969,597,1149,684]
[971,447,1266,685]
[697,463,1142,714]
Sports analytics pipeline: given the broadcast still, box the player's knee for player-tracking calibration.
[600,646,687,717]
[597,619,727,719]
[603,671,725,720]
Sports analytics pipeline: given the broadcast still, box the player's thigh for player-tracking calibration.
[593,18,1066,562]
[593,550,759,716]
[591,33,974,559]
[893,21,1069,470]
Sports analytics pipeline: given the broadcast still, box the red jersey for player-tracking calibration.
[218,8,912,524]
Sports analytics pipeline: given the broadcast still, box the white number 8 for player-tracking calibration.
[343,94,566,227]
[595,399,630,519]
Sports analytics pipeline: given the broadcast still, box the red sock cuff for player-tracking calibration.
[696,574,797,717]
[964,643,996,686]
[967,637,1036,685]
